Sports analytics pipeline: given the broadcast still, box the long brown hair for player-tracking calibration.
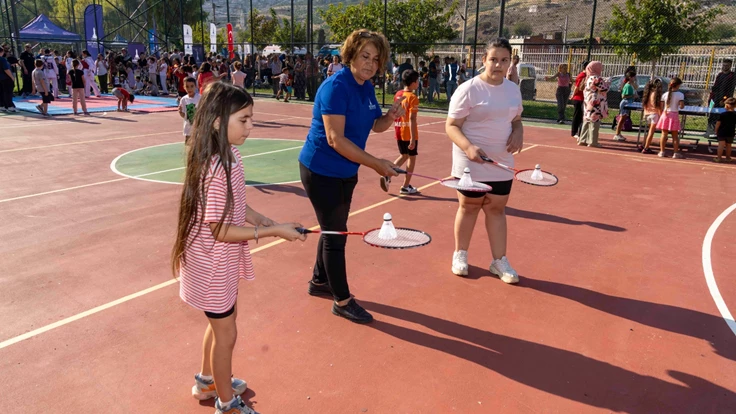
[667,77,682,106]
[642,78,662,109]
[171,82,254,276]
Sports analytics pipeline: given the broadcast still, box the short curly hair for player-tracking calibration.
[340,29,390,72]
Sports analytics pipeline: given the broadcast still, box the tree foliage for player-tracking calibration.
[603,0,720,72]
[273,14,308,49]
[319,0,457,59]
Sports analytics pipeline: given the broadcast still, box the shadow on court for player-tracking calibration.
[250,183,306,197]
[253,121,310,129]
[505,207,626,232]
[362,300,736,411]
[519,277,736,362]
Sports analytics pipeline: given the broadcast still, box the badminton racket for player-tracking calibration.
[479,155,558,187]
[390,168,492,192]
[296,227,432,249]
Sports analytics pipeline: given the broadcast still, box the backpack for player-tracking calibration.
[612,114,633,131]
[81,59,89,70]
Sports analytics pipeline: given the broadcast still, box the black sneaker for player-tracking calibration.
[380,176,391,192]
[307,280,333,297]
[332,299,373,324]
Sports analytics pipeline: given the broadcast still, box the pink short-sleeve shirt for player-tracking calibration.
[179,146,255,313]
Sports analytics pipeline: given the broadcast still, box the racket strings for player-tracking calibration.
[363,228,431,249]
[514,169,558,186]
[441,179,492,192]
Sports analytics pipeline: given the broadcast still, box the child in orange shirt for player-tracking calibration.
[381,69,420,194]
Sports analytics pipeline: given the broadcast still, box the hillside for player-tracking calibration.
[203,0,736,44]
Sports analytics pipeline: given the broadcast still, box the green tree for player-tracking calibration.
[320,0,457,63]
[512,22,533,37]
[239,8,279,46]
[603,0,720,75]
[273,17,308,49]
[318,0,383,42]
[389,0,458,63]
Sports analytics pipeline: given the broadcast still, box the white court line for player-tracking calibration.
[0,178,129,204]
[0,132,174,153]
[127,146,304,180]
[702,203,736,338]
[0,140,305,203]
[0,143,539,350]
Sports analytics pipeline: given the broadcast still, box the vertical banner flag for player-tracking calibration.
[209,23,217,53]
[227,23,234,59]
[237,44,243,58]
[183,24,193,55]
[148,28,157,55]
[84,5,104,58]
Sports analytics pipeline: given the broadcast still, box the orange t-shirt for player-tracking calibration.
[393,90,419,141]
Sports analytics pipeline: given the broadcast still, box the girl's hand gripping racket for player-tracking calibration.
[480,155,558,186]
[389,167,492,192]
[296,214,431,249]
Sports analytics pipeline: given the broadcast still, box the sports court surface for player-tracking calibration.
[12,93,177,115]
[1,99,735,413]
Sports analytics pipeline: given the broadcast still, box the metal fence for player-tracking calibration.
[2,0,736,118]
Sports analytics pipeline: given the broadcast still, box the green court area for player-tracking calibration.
[112,138,304,185]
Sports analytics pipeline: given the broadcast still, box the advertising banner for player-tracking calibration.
[183,24,193,55]
[83,5,104,58]
[209,23,217,53]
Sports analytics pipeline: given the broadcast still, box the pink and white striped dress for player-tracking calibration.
[179,146,255,313]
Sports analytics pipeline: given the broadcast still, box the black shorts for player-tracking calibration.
[397,140,418,156]
[280,84,288,93]
[717,136,734,144]
[204,304,235,319]
[41,92,54,104]
[457,179,513,198]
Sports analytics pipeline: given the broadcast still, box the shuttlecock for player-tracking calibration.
[378,212,398,240]
[458,167,474,187]
[530,164,544,181]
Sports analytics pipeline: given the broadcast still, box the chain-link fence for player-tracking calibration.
[2,0,735,126]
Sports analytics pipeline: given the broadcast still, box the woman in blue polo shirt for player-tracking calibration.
[299,29,405,324]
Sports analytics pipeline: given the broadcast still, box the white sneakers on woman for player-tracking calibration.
[451,250,469,276]
[490,256,519,284]
[452,251,519,284]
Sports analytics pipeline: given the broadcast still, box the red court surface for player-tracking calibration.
[1,101,735,413]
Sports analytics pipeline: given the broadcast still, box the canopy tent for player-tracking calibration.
[17,14,81,43]
[110,34,128,47]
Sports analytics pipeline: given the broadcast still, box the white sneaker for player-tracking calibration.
[400,185,418,194]
[613,134,626,142]
[573,134,580,140]
[672,152,684,159]
[490,256,519,284]
[451,250,468,276]
[657,151,666,158]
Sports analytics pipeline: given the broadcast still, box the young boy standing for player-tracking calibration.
[178,77,200,143]
[381,69,420,194]
[714,97,736,163]
[32,59,53,117]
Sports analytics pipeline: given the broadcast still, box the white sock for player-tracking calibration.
[219,397,235,408]
[198,373,214,382]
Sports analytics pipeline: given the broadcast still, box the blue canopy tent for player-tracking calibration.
[17,14,81,43]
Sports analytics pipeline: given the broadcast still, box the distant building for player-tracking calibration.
[510,33,603,60]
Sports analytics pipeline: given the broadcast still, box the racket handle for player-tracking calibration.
[393,167,408,174]
[480,155,494,163]
[296,227,314,235]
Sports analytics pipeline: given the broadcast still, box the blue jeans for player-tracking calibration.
[446,81,457,100]
[428,78,439,102]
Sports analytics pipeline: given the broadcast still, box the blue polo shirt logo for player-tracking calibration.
[299,67,384,178]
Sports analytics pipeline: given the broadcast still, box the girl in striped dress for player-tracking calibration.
[172,82,306,414]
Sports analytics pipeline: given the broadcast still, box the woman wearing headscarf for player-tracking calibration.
[577,61,609,147]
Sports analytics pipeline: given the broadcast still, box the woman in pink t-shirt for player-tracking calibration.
[445,38,524,284]
[172,82,305,413]
[546,63,572,124]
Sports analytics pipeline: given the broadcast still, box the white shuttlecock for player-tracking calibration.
[378,212,398,240]
[530,164,544,181]
[458,167,474,187]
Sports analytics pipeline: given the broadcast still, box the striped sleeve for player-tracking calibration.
[203,164,229,224]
